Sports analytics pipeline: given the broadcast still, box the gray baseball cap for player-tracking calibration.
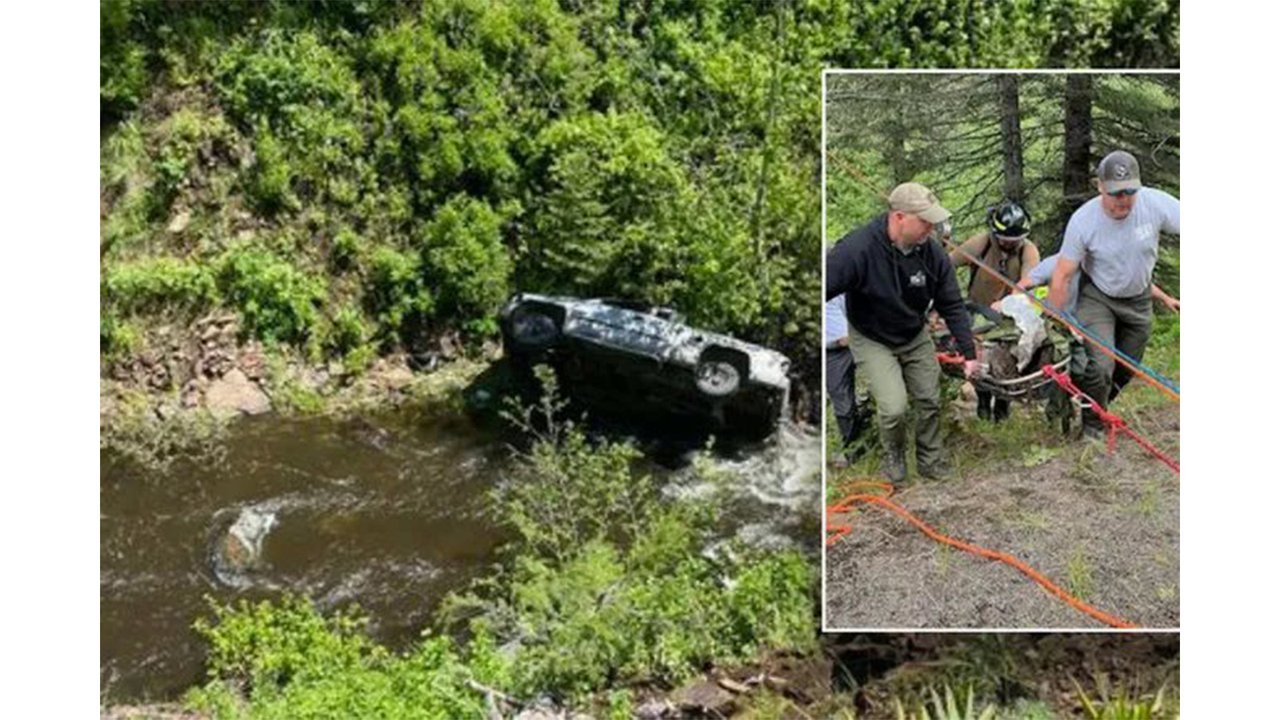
[1097,150,1142,193]
[888,182,951,224]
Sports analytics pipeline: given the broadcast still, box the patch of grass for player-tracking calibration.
[1006,510,1050,533]
[946,401,1063,478]
[1133,480,1161,518]
[1074,677,1178,720]
[1066,545,1095,601]
[260,352,327,415]
[934,543,953,577]
[893,684,996,720]
[1069,442,1105,485]
[1019,444,1059,468]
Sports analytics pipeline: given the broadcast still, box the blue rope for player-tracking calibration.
[1058,309,1181,396]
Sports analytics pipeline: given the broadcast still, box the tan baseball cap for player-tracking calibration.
[1097,150,1142,193]
[888,182,951,224]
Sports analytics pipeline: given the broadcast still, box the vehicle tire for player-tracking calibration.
[508,306,560,351]
[695,358,741,398]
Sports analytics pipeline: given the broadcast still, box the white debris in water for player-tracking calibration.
[228,507,278,556]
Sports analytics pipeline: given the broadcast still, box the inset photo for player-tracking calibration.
[822,71,1179,630]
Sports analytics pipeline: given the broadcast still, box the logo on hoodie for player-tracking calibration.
[909,270,926,287]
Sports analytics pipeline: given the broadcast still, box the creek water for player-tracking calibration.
[100,406,820,702]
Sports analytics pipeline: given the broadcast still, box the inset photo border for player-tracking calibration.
[820,69,1180,632]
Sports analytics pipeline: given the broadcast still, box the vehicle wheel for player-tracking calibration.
[508,307,560,351]
[695,359,741,398]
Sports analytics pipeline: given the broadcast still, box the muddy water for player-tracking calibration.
[100,409,819,702]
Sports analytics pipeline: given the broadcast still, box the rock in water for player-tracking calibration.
[213,507,278,586]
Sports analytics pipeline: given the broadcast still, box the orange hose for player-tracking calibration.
[826,480,1137,629]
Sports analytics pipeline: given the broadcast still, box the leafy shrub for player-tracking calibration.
[214,30,360,136]
[249,124,298,213]
[189,596,504,719]
[101,0,148,118]
[216,31,365,213]
[330,227,363,271]
[524,111,690,301]
[367,247,433,345]
[153,109,229,206]
[217,247,326,344]
[100,313,141,358]
[103,257,219,315]
[449,372,816,698]
[419,195,512,336]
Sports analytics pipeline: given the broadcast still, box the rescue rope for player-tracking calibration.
[1041,365,1181,475]
[826,480,1138,629]
[933,352,1180,476]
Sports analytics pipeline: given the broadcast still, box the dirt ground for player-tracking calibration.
[825,403,1179,629]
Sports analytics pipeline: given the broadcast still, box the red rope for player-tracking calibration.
[1041,365,1180,475]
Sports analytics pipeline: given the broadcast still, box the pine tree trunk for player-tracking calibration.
[998,75,1025,203]
[1056,74,1095,252]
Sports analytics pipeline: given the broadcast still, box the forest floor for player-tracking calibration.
[825,394,1179,630]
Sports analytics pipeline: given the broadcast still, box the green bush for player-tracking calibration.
[100,313,141,358]
[217,247,326,344]
[188,596,503,719]
[524,111,690,301]
[214,30,360,136]
[153,109,229,206]
[330,227,363,271]
[450,375,816,699]
[419,195,512,336]
[367,247,433,345]
[249,124,298,213]
[101,0,148,118]
[103,257,219,315]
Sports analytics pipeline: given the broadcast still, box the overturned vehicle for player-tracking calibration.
[499,294,792,438]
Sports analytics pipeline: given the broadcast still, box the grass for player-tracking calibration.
[1066,545,1096,601]
[1074,677,1179,720]
[1133,480,1162,518]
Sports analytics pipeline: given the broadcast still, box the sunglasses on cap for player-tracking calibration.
[1107,188,1138,198]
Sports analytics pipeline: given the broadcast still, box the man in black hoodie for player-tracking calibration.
[825,182,979,482]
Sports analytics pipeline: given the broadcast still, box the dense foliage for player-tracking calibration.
[100,0,1179,383]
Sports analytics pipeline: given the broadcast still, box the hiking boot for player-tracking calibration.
[881,444,907,484]
[1080,407,1107,440]
[919,459,954,482]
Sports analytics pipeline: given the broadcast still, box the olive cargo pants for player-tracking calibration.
[1074,275,1153,432]
[847,325,945,471]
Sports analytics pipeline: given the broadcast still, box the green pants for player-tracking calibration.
[1075,276,1152,430]
[847,324,944,470]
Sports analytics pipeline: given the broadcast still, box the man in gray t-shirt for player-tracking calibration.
[1048,150,1180,436]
